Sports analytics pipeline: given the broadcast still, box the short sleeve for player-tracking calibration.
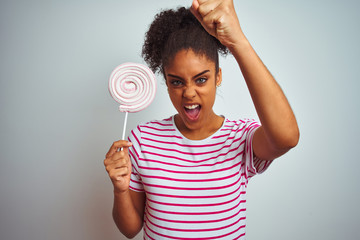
[242,120,273,180]
[128,126,145,192]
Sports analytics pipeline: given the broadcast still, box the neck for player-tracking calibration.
[174,113,224,140]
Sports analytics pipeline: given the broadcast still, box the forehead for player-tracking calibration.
[165,49,216,71]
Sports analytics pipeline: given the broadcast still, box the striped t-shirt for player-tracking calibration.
[128,116,272,239]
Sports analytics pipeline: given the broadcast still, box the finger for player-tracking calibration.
[191,0,199,9]
[201,5,223,29]
[190,0,223,38]
[190,7,203,24]
[112,145,131,160]
[112,159,129,170]
[191,0,200,13]
[109,150,128,163]
[106,140,132,158]
[190,0,202,22]
[109,167,130,180]
[196,0,221,18]
[105,155,129,173]
[115,140,133,153]
[105,153,124,168]
[106,141,120,158]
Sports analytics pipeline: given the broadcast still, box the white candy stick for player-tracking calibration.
[122,111,128,141]
[118,111,128,152]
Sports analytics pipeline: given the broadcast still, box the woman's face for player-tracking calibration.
[164,49,222,135]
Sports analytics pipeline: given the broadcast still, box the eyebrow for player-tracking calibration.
[167,70,210,80]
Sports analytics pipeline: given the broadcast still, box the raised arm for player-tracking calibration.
[191,0,299,160]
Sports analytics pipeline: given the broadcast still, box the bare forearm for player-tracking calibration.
[112,190,143,239]
[230,35,299,155]
[190,0,299,159]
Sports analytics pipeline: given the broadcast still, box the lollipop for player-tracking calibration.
[109,62,156,140]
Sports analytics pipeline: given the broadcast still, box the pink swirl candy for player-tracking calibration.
[108,62,156,112]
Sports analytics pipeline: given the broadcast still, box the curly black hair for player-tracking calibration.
[141,7,229,76]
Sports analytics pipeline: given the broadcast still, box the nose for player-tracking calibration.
[183,85,196,99]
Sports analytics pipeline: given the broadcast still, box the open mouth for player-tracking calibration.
[184,104,201,121]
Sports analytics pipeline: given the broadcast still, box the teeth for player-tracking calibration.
[184,104,199,109]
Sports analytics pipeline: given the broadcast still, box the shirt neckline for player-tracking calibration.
[171,115,226,142]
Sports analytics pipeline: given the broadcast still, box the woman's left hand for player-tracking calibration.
[190,0,244,50]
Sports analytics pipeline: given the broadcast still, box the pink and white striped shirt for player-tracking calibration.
[128,116,272,239]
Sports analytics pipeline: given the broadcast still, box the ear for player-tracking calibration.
[216,67,222,87]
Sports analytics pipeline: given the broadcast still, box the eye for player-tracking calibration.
[170,80,183,86]
[196,77,207,84]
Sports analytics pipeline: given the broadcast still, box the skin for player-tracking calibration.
[104,0,300,238]
[103,141,145,238]
[164,49,223,140]
[190,0,299,159]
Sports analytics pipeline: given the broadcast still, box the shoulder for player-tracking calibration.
[129,116,176,139]
[137,116,174,131]
[213,118,260,145]
[222,118,261,132]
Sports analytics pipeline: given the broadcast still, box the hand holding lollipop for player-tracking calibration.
[105,62,156,193]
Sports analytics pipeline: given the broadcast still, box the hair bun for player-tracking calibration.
[142,7,229,75]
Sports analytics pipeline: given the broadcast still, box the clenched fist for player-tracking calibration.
[190,0,244,50]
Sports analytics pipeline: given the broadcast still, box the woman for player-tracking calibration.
[104,0,299,239]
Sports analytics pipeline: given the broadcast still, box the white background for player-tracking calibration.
[1,0,359,239]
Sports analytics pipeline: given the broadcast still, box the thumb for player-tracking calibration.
[121,141,133,154]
